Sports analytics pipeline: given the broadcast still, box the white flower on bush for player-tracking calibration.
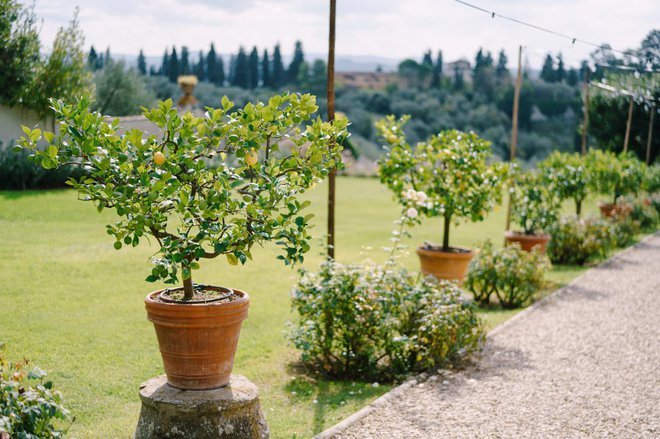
[402,188,428,205]
[406,207,418,219]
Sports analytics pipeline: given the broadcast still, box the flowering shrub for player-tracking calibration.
[607,209,640,248]
[377,115,506,250]
[645,164,660,194]
[538,151,590,216]
[289,261,484,380]
[465,241,550,308]
[586,150,646,205]
[546,216,613,265]
[18,94,347,299]
[0,345,69,438]
[510,170,561,235]
[629,197,659,232]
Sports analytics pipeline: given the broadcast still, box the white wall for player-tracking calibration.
[0,105,54,147]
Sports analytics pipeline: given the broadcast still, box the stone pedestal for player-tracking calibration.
[134,374,269,439]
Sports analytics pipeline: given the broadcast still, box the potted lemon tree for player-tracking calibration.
[377,115,506,282]
[538,151,590,217]
[505,170,560,253]
[587,150,645,218]
[18,94,347,390]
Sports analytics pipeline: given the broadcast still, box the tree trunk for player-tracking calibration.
[183,275,194,301]
[442,214,451,252]
[576,199,582,218]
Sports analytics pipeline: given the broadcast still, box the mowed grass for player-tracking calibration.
[0,176,603,438]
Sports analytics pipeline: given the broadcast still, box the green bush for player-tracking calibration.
[547,216,613,265]
[465,240,550,309]
[0,344,69,438]
[586,149,646,205]
[645,164,660,194]
[0,142,87,190]
[290,261,484,381]
[538,151,590,216]
[629,198,659,232]
[607,210,640,248]
[510,170,561,235]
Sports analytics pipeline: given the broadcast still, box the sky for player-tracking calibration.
[29,0,659,69]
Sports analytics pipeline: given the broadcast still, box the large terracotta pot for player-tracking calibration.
[599,202,632,218]
[416,246,473,283]
[145,286,249,390]
[504,230,550,254]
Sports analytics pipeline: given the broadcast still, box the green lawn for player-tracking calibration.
[0,176,603,438]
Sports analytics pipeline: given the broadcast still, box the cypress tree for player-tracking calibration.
[248,46,259,88]
[287,41,304,84]
[161,48,169,77]
[495,49,509,78]
[168,47,179,82]
[567,68,579,86]
[233,47,248,88]
[262,49,271,88]
[88,46,98,70]
[431,50,443,87]
[555,54,566,83]
[540,54,555,82]
[193,50,205,80]
[180,46,190,75]
[272,44,284,87]
[207,44,219,84]
[217,56,225,86]
[422,50,433,68]
[137,49,147,75]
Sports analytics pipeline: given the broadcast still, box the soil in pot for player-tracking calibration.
[504,230,550,254]
[416,243,473,284]
[145,286,249,390]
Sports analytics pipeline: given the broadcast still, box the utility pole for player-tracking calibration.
[623,97,634,153]
[581,69,590,155]
[326,0,337,259]
[646,108,655,164]
[504,45,523,240]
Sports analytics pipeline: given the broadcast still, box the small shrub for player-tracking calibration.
[465,240,550,309]
[510,170,561,235]
[644,163,660,194]
[607,210,641,248]
[290,261,484,381]
[547,216,613,265]
[629,198,659,232]
[0,344,69,438]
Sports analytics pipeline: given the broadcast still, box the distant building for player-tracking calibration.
[444,59,472,83]
[336,72,402,90]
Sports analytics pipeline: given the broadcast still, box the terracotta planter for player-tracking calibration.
[598,202,632,218]
[416,246,473,283]
[145,286,249,390]
[504,230,550,254]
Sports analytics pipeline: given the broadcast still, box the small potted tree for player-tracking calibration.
[538,151,590,217]
[18,94,347,390]
[587,150,645,218]
[505,170,560,253]
[377,115,506,282]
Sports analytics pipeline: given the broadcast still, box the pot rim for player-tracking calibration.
[416,245,473,259]
[145,285,249,308]
[504,230,551,240]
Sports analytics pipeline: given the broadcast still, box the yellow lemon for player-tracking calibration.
[226,254,239,266]
[153,151,166,166]
[245,149,259,167]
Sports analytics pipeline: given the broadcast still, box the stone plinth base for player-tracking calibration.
[134,374,269,439]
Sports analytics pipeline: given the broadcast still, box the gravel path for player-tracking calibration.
[336,234,660,439]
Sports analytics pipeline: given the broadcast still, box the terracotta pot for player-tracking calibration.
[144,286,249,390]
[598,202,632,218]
[504,230,550,254]
[416,246,473,283]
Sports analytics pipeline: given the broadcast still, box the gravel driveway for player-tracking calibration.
[335,233,660,439]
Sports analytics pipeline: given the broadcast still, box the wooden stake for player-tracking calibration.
[581,69,590,155]
[326,0,337,259]
[504,45,523,241]
[623,97,634,153]
[646,108,655,165]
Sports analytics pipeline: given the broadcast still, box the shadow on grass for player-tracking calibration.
[283,365,391,435]
[0,189,69,200]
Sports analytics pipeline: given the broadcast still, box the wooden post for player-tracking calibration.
[581,69,590,155]
[326,0,337,259]
[504,45,523,242]
[623,96,634,153]
[647,108,655,165]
